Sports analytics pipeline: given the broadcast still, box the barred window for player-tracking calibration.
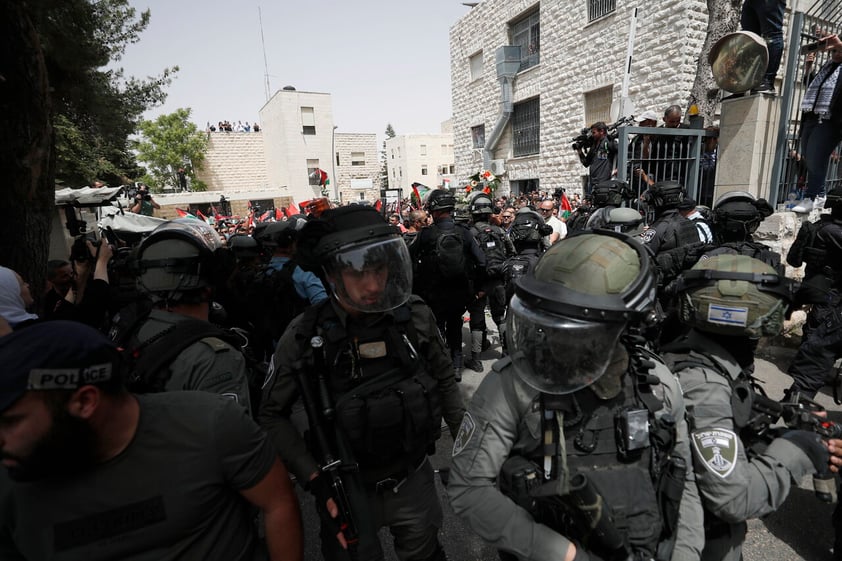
[511,11,540,71]
[588,0,616,22]
[512,97,540,157]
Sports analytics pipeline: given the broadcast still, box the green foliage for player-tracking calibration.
[135,108,208,191]
[380,122,396,188]
[35,0,177,186]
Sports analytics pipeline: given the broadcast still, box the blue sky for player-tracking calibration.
[119,0,471,137]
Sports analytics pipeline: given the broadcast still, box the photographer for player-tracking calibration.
[130,184,161,216]
[56,238,114,328]
[575,121,618,196]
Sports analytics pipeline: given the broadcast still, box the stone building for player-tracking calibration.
[335,132,380,204]
[450,0,709,196]
[385,122,456,195]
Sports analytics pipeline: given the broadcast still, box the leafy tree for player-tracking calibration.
[380,123,396,188]
[135,109,209,192]
[0,0,175,292]
[687,0,741,125]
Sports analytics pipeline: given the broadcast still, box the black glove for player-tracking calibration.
[780,429,830,473]
[307,472,342,533]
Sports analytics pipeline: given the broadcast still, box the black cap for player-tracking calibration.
[0,322,120,412]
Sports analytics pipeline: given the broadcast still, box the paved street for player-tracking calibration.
[299,329,842,561]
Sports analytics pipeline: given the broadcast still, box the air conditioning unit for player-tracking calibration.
[490,159,506,176]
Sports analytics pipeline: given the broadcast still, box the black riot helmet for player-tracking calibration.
[712,190,773,241]
[591,179,630,208]
[509,208,553,247]
[506,231,657,395]
[824,186,842,215]
[296,206,412,313]
[468,193,495,216]
[426,189,456,212]
[643,181,685,211]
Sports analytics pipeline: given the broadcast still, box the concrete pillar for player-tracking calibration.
[714,95,780,203]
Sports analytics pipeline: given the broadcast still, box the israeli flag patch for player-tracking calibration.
[707,304,748,327]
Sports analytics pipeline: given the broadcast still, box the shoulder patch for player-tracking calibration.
[452,412,476,457]
[691,428,739,478]
[199,336,231,352]
[640,228,657,244]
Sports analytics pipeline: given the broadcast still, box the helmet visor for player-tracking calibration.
[506,296,625,395]
[324,237,412,313]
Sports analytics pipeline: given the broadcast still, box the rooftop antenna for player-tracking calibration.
[259,6,271,101]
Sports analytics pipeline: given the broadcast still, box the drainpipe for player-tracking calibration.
[482,46,522,171]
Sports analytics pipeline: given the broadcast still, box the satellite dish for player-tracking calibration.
[610,97,636,122]
[709,31,768,93]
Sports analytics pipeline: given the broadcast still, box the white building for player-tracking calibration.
[385,122,455,196]
[450,0,709,195]
[259,87,336,203]
[335,132,380,204]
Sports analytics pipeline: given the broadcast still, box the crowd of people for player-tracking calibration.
[209,120,261,132]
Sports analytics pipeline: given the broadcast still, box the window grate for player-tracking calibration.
[512,97,540,157]
[511,11,540,71]
[588,0,616,22]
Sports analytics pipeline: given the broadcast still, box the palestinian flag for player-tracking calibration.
[411,182,430,207]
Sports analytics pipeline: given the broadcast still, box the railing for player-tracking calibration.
[616,125,719,208]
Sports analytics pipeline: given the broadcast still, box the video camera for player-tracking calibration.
[571,128,593,151]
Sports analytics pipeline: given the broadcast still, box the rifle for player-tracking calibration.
[747,389,841,502]
[293,336,383,561]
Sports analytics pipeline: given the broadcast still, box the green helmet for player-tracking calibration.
[137,218,227,302]
[506,231,657,395]
[675,254,796,338]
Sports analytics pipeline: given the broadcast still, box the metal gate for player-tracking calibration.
[770,2,842,207]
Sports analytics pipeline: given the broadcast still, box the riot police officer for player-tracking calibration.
[259,206,464,561]
[119,218,253,414]
[786,186,842,398]
[411,189,486,379]
[448,231,703,561]
[586,179,632,230]
[465,193,514,372]
[665,254,831,561]
[640,181,699,255]
[706,191,780,273]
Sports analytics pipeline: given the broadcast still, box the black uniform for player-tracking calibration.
[786,214,842,398]
[411,217,486,364]
[640,209,699,255]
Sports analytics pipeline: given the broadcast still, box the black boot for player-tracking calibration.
[451,352,463,382]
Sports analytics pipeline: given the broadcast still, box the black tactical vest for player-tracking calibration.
[299,301,443,469]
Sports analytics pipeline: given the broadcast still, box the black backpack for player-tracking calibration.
[432,226,468,279]
[247,262,310,342]
[504,254,539,301]
[471,224,509,278]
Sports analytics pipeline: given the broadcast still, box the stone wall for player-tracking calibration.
[196,132,269,192]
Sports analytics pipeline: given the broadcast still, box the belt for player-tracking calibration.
[371,456,427,494]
